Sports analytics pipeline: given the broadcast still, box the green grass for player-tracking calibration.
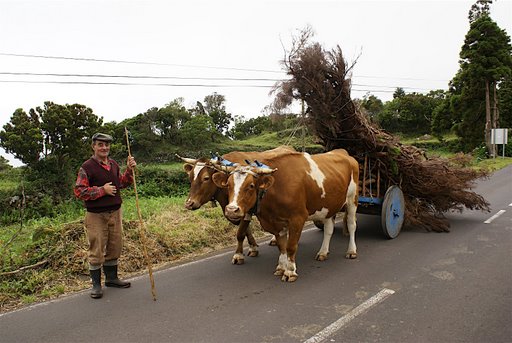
[121,194,187,221]
[138,162,184,172]
[208,131,322,153]
[0,168,22,191]
[473,156,512,171]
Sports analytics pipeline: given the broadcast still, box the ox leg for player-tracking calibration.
[232,220,251,265]
[339,212,348,236]
[282,222,303,282]
[245,223,259,257]
[315,217,335,261]
[345,200,358,259]
[269,235,278,246]
[273,233,288,276]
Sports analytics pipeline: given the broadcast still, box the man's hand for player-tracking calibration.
[103,182,117,196]
[127,156,137,171]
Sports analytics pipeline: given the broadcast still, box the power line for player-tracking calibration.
[0,72,436,91]
[0,71,282,82]
[0,52,451,83]
[0,79,403,94]
[0,80,274,88]
[0,52,284,74]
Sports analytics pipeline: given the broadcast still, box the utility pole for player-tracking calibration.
[301,99,305,152]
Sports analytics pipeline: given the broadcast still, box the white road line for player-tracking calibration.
[304,288,395,343]
[484,210,506,224]
[509,203,512,207]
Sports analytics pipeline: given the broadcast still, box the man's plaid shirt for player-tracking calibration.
[74,157,133,201]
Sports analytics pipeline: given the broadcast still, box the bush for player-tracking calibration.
[135,165,189,197]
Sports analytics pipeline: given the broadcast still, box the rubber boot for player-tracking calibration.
[90,269,103,299]
[103,265,131,288]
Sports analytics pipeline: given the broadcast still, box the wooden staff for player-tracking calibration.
[124,127,157,301]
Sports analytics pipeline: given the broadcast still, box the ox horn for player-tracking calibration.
[212,163,237,173]
[253,166,278,174]
[175,154,198,165]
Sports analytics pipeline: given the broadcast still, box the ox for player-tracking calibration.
[179,146,295,264]
[212,149,359,282]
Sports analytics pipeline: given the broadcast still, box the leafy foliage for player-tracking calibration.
[377,91,444,135]
[449,9,512,150]
[0,156,12,171]
[0,102,103,168]
[358,94,384,121]
[134,164,190,197]
[180,114,216,148]
[199,93,233,136]
[0,108,43,165]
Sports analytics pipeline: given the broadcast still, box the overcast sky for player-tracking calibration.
[1,0,511,166]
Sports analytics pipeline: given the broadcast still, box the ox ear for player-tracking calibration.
[183,163,194,174]
[258,175,275,190]
[212,172,229,188]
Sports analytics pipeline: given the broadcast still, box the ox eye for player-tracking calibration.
[203,176,210,181]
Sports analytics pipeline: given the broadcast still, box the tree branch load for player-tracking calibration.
[273,30,490,232]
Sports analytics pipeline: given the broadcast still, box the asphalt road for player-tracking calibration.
[1,165,511,343]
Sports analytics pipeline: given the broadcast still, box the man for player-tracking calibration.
[74,132,136,299]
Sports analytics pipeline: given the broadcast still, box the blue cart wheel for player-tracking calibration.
[381,186,405,239]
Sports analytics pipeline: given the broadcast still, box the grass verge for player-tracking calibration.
[0,195,268,313]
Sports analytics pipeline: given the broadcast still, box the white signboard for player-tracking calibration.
[491,128,508,145]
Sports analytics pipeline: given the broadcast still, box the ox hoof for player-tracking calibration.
[232,254,245,265]
[269,239,277,246]
[315,253,329,261]
[281,272,298,282]
[274,269,285,276]
[248,250,259,257]
[345,252,357,259]
[232,258,245,265]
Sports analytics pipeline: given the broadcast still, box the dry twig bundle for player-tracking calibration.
[274,30,490,231]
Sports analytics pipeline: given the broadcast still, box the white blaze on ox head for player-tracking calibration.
[181,157,217,210]
[212,165,276,221]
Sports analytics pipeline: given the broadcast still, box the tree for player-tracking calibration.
[452,1,512,153]
[393,87,406,99]
[0,102,102,167]
[196,93,233,140]
[0,101,103,200]
[497,78,512,128]
[359,94,384,121]
[228,115,273,139]
[155,98,191,144]
[120,111,159,156]
[0,155,12,171]
[377,92,443,135]
[37,102,103,165]
[180,114,215,148]
[431,91,454,139]
[0,108,42,165]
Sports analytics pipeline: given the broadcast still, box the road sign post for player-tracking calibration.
[491,128,508,159]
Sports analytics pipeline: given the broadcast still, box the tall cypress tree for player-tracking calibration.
[451,0,511,152]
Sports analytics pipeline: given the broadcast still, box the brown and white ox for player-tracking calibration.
[212,149,359,282]
[179,146,295,264]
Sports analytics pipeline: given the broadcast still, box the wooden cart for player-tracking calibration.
[356,155,405,239]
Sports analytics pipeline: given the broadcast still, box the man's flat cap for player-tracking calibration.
[92,133,113,142]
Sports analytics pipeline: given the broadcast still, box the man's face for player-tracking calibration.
[92,140,111,160]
